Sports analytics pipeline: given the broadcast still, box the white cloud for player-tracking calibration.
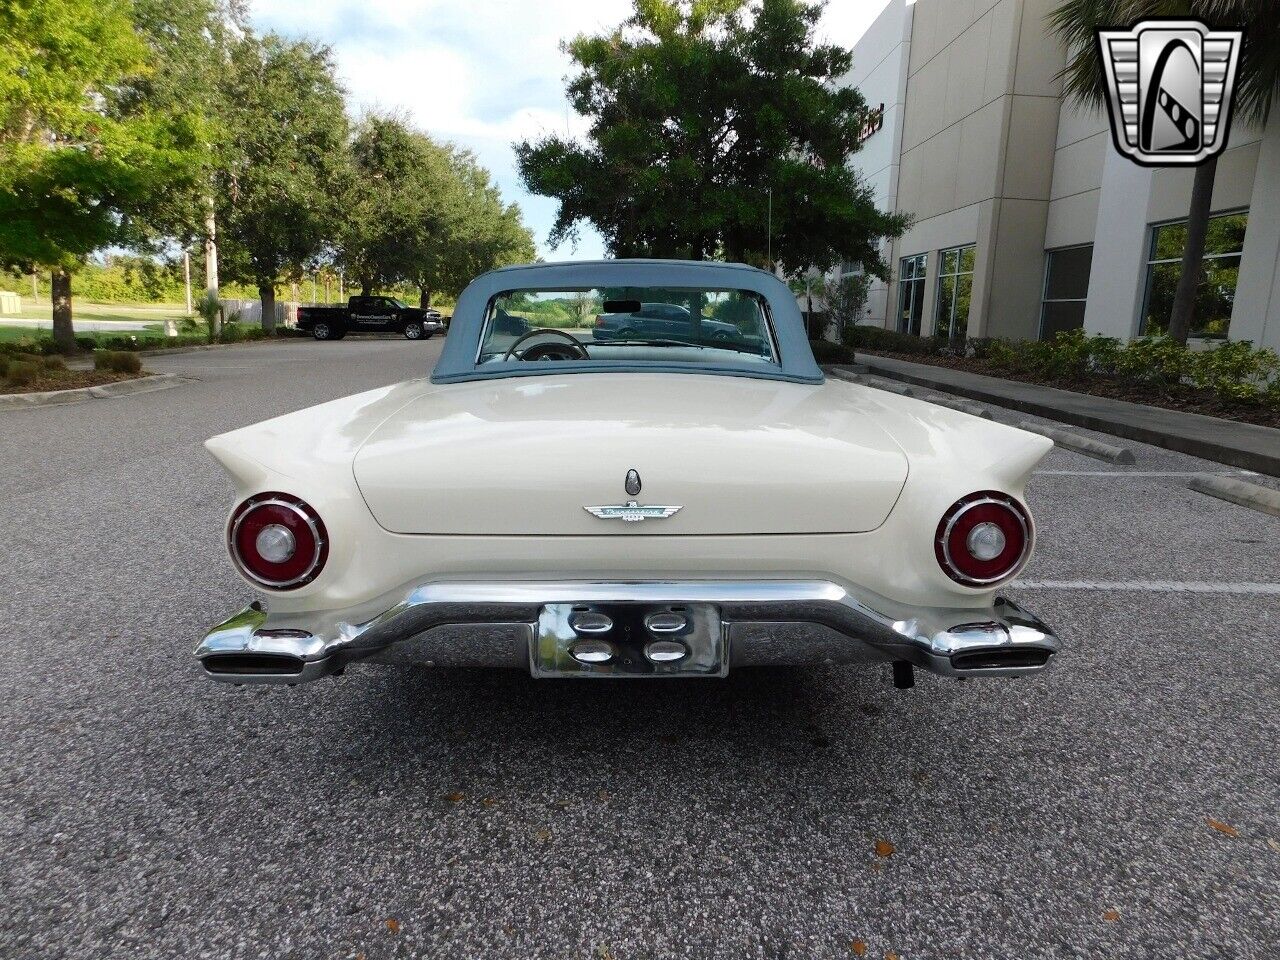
[249,0,890,261]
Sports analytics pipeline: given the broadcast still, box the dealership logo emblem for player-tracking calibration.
[1098,20,1242,166]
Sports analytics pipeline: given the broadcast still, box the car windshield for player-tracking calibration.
[476,286,779,367]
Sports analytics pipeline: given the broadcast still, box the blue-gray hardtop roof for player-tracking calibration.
[430,258,824,384]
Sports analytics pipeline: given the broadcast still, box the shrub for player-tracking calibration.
[95,350,143,374]
[808,339,854,364]
[1115,336,1191,385]
[1186,340,1280,401]
[4,360,39,387]
[843,326,945,356]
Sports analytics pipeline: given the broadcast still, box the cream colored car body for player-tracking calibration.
[198,259,1058,686]
[206,371,1051,616]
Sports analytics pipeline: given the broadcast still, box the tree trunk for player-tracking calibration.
[360,278,373,296]
[259,283,276,334]
[204,199,222,340]
[52,269,75,353]
[418,285,431,309]
[1167,155,1217,345]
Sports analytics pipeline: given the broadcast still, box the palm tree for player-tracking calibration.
[1050,0,1279,344]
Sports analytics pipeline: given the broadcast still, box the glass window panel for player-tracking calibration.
[1151,222,1187,261]
[1044,246,1093,301]
[932,245,974,342]
[952,274,972,341]
[1150,211,1247,261]
[1142,256,1240,339]
[898,254,927,336]
[1143,211,1247,337]
[1040,301,1086,339]
[1204,213,1248,257]
[477,287,778,365]
[934,274,955,338]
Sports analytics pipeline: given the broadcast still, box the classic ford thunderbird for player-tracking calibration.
[197,260,1059,687]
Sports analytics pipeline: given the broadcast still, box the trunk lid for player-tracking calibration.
[353,374,907,535]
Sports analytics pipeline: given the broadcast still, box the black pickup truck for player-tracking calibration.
[295,296,445,341]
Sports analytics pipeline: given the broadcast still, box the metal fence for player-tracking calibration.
[221,299,297,327]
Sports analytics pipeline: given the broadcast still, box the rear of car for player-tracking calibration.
[196,260,1059,689]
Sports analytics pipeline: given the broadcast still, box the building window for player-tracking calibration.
[897,253,926,335]
[1142,211,1248,339]
[934,245,975,344]
[1040,245,1093,340]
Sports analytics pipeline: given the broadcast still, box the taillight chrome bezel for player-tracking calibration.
[935,491,1033,587]
[228,493,328,590]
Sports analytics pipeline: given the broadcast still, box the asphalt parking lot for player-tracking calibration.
[2,337,1277,959]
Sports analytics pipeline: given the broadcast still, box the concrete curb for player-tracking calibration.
[88,373,179,398]
[1187,475,1280,518]
[827,367,916,396]
[926,394,993,419]
[1018,421,1136,464]
[0,373,179,410]
[843,357,1280,477]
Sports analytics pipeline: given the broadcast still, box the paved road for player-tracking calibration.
[2,338,1277,959]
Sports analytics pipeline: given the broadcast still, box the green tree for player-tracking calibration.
[403,146,535,306]
[1052,0,1279,344]
[823,272,871,347]
[336,114,422,296]
[515,0,905,276]
[215,33,347,332]
[0,0,202,351]
[127,0,243,333]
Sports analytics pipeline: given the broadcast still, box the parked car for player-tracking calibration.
[197,259,1058,689]
[592,301,745,344]
[296,296,444,341]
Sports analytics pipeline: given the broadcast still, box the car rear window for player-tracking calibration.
[476,286,779,368]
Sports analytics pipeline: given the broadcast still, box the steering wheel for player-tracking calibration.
[503,328,590,362]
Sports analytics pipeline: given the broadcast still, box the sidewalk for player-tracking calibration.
[835,354,1280,477]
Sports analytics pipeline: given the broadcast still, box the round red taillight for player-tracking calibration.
[228,493,328,589]
[935,492,1032,587]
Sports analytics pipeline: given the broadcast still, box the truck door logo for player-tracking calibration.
[1098,20,1242,166]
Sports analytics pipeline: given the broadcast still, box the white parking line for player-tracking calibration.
[1016,580,1280,594]
[1034,470,1259,477]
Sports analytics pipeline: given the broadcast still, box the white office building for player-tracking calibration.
[841,0,1280,351]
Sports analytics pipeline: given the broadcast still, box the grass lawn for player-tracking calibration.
[1,299,190,345]
[7,301,189,324]
[0,323,169,345]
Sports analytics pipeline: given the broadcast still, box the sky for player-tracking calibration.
[250,0,894,262]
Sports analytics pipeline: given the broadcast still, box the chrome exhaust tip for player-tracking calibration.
[950,648,1053,671]
[201,652,306,677]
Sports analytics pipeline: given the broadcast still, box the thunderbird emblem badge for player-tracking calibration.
[1098,19,1242,167]
[586,470,681,522]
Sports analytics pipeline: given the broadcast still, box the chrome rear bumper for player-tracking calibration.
[196,579,1059,685]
